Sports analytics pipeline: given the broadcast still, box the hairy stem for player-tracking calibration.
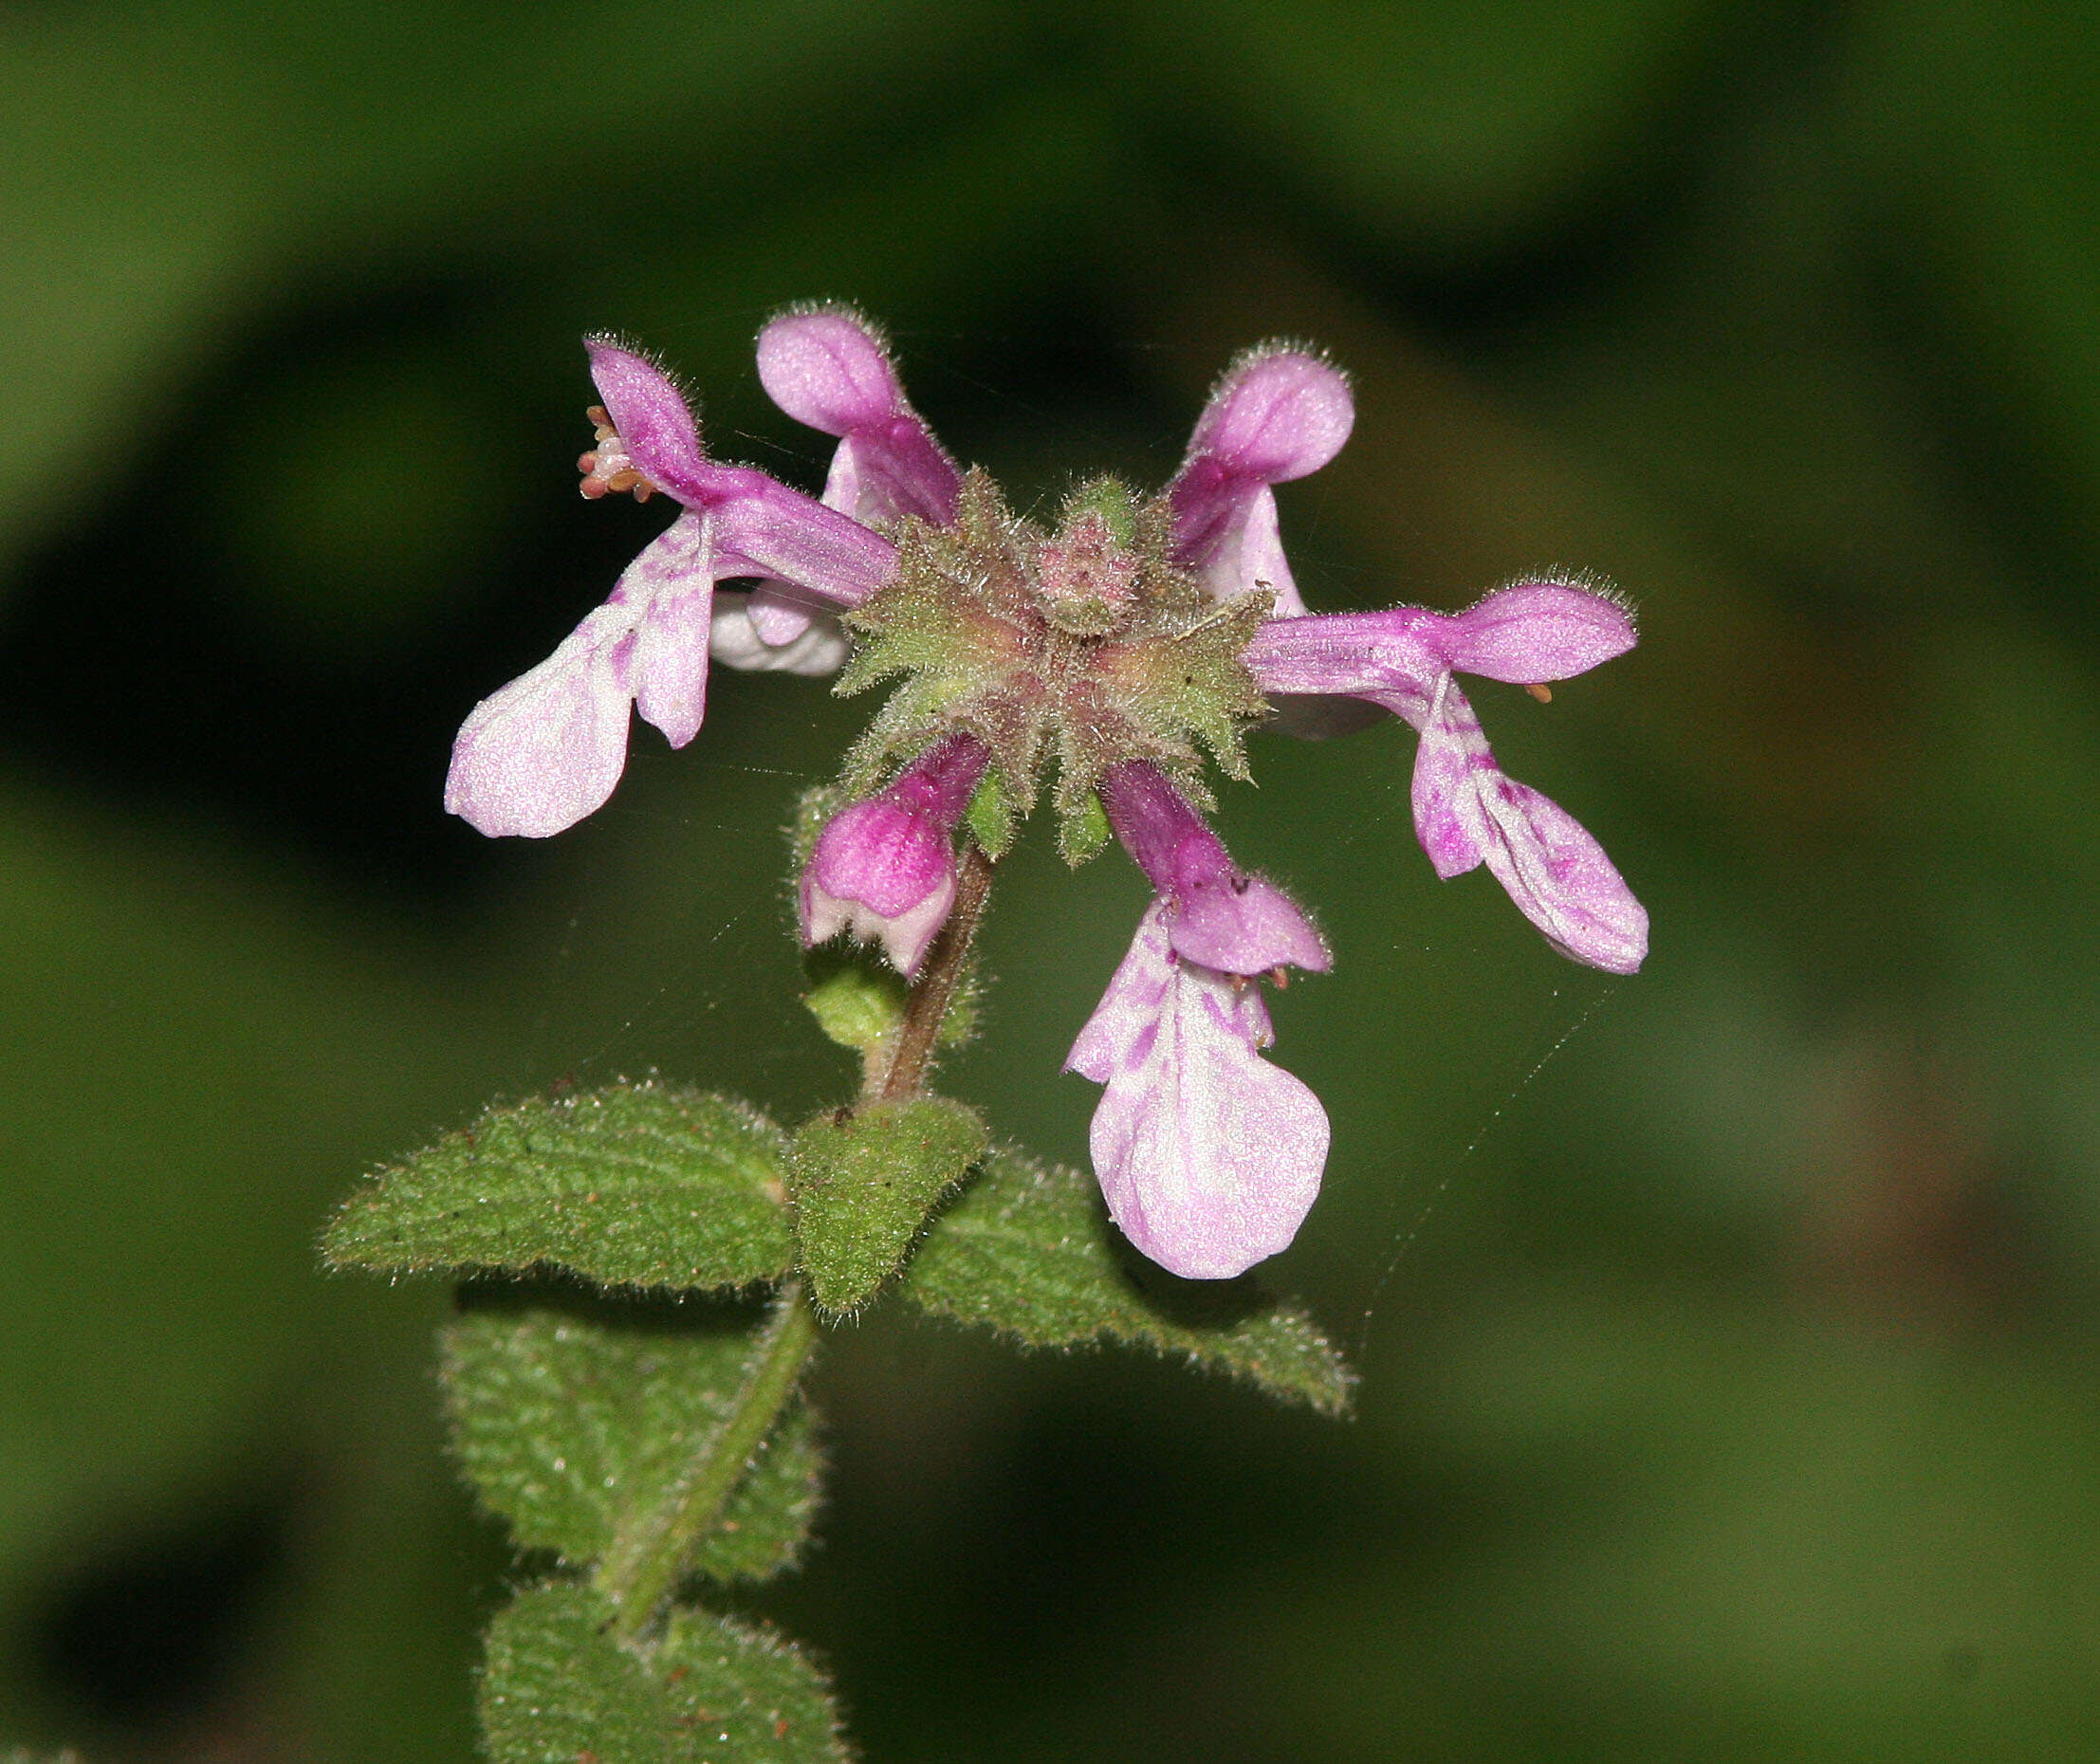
[596,1280,821,1638]
[875,842,995,1101]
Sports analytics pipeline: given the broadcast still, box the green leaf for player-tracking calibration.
[479,1583,669,1764]
[787,1097,989,1314]
[657,1603,849,1763]
[479,1582,848,1764]
[442,1303,820,1580]
[323,1082,795,1291]
[901,1148,1355,1415]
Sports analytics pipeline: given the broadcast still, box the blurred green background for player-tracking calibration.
[5,1,2099,1757]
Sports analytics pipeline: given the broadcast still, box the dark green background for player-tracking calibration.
[5,2,2098,1757]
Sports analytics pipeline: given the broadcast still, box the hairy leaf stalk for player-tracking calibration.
[596,1280,821,1637]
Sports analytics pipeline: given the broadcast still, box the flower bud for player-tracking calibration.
[798,736,989,976]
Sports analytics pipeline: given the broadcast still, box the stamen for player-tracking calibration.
[1269,966,1289,989]
[1526,682,1553,704]
[578,408,659,502]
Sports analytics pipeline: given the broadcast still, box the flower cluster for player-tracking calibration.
[447,309,1646,1279]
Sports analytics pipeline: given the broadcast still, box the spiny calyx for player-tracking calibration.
[834,470,1271,858]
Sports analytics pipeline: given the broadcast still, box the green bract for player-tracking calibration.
[787,1097,990,1314]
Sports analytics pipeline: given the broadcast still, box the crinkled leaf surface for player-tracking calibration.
[787,1097,988,1314]
[324,1083,795,1290]
[479,1582,848,1764]
[443,1305,820,1580]
[903,1148,1354,1415]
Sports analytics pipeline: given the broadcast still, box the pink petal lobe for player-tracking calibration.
[1170,873,1330,974]
[1409,698,1486,878]
[757,308,907,435]
[617,512,716,747]
[1474,778,1649,974]
[1069,907,1330,1280]
[1188,348,1354,482]
[757,308,962,526]
[444,601,638,837]
[1414,679,1647,971]
[583,339,709,501]
[1440,580,1637,683]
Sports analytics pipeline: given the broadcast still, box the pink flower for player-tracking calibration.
[799,735,988,976]
[1096,761,1328,976]
[1166,345,1354,617]
[454,306,1649,1279]
[713,309,965,673]
[1066,903,1329,1280]
[1170,351,1645,972]
[1059,355,1645,1278]
[1060,762,1331,1279]
[1243,586,1648,973]
[444,340,895,837]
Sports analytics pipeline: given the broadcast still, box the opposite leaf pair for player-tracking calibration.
[322,1079,1353,1410]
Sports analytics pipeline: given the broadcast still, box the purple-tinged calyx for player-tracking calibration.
[1167,345,1354,616]
[444,340,899,839]
[800,734,989,976]
[833,470,1270,861]
[1245,580,1647,973]
[1066,903,1329,1280]
[1097,762,1328,976]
